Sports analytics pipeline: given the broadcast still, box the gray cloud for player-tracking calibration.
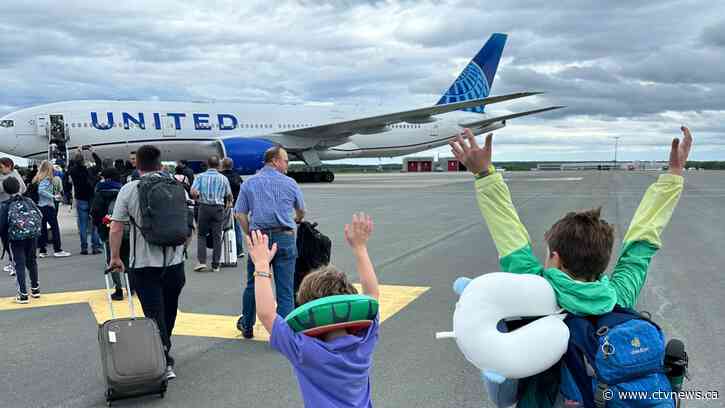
[0,0,723,160]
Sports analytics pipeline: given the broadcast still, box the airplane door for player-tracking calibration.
[162,115,176,137]
[36,115,49,138]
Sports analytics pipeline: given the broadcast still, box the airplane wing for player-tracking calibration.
[278,91,541,139]
[459,106,566,129]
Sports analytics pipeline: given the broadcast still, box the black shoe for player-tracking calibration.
[92,248,103,255]
[30,287,40,298]
[111,288,123,301]
[80,249,89,255]
[237,316,253,339]
[15,293,29,304]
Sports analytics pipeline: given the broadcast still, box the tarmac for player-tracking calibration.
[0,170,723,407]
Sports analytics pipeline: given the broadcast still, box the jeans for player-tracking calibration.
[76,199,101,251]
[234,219,244,255]
[38,205,62,253]
[133,263,185,367]
[196,204,224,267]
[240,231,296,329]
[11,239,38,295]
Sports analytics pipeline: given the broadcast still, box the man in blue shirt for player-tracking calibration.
[191,156,232,273]
[234,146,305,339]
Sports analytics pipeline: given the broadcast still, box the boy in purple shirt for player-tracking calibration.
[246,213,379,408]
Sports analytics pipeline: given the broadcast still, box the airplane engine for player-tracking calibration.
[220,137,276,175]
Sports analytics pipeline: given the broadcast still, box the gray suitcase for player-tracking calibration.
[98,270,167,405]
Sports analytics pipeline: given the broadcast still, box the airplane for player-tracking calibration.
[0,33,562,182]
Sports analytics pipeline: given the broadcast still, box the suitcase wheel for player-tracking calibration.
[106,388,113,406]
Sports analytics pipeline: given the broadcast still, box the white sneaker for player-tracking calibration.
[38,252,49,258]
[193,264,208,272]
[212,267,220,273]
[4,264,14,273]
[165,366,177,380]
[53,251,72,257]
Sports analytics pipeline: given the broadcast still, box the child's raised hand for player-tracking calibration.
[669,126,694,176]
[344,212,374,250]
[245,230,277,268]
[449,128,492,176]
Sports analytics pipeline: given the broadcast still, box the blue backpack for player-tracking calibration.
[560,306,674,407]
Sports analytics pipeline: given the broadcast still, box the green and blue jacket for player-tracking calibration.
[476,170,684,407]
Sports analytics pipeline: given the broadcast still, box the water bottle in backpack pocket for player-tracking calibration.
[561,306,675,407]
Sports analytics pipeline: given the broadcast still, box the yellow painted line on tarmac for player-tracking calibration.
[0,284,429,341]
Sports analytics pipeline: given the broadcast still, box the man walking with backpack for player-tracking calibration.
[234,146,305,339]
[108,145,192,381]
[0,158,26,277]
[0,177,42,303]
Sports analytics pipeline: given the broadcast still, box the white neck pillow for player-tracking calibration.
[439,272,570,379]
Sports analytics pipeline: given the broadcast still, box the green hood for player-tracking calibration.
[542,267,617,315]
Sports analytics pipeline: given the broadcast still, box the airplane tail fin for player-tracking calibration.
[436,33,507,114]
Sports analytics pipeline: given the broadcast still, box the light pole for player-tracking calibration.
[612,136,621,168]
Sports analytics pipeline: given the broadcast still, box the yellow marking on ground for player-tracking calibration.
[0,284,429,341]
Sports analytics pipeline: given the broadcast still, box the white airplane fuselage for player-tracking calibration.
[0,100,487,172]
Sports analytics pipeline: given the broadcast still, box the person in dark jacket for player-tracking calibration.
[68,148,102,255]
[90,167,130,300]
[220,158,244,257]
[177,160,195,186]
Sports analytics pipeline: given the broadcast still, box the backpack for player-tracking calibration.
[132,174,192,248]
[7,196,42,241]
[294,221,332,298]
[560,306,674,407]
[24,181,40,204]
[174,174,192,194]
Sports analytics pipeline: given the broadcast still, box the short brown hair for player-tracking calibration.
[136,145,161,172]
[544,207,614,282]
[264,145,283,164]
[221,157,233,170]
[296,265,358,306]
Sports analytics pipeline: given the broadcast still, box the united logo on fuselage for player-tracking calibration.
[90,112,241,131]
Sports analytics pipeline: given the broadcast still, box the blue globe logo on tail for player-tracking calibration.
[436,33,507,114]
[437,62,490,113]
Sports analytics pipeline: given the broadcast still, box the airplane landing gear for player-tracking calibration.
[288,170,335,183]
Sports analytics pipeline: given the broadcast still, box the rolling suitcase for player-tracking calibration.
[98,269,167,406]
[220,208,237,268]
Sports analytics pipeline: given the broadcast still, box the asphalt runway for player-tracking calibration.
[1,170,723,407]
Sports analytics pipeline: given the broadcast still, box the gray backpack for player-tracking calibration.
[131,174,192,251]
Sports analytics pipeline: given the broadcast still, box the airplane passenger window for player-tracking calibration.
[0,120,13,127]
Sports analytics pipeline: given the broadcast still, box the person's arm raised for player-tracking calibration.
[345,213,379,300]
[247,230,278,333]
[611,126,692,308]
[450,129,541,275]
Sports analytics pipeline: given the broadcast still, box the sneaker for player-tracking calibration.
[80,249,89,255]
[15,293,29,304]
[111,288,123,301]
[8,268,15,277]
[165,366,177,380]
[38,252,49,258]
[92,248,103,255]
[237,317,253,339]
[237,252,246,259]
[5,264,15,276]
[30,287,40,298]
[212,266,220,273]
[54,251,71,257]
[193,264,208,272]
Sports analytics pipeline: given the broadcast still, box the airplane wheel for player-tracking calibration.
[324,172,335,183]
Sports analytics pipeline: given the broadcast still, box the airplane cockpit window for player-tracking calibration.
[0,120,14,128]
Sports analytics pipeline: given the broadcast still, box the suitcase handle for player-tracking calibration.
[104,267,136,319]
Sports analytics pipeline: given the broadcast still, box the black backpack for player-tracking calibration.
[132,174,193,249]
[24,182,40,204]
[294,221,332,298]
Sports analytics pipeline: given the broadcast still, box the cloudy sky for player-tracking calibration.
[1,0,723,162]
